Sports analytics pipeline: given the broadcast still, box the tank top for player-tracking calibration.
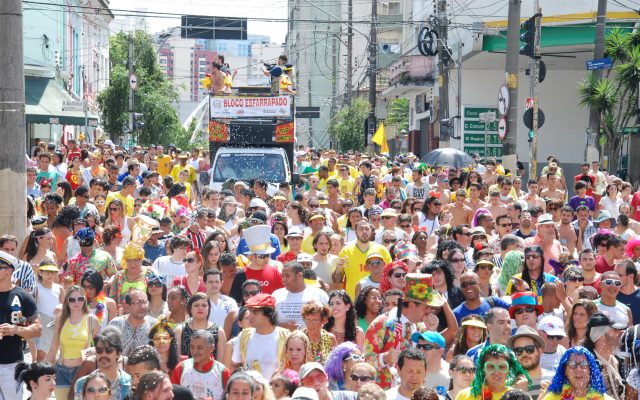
[181,321,219,359]
[60,314,91,359]
[118,218,132,248]
[179,358,226,400]
[358,175,375,204]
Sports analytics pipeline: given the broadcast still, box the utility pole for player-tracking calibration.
[128,33,135,142]
[82,66,89,141]
[437,0,449,139]
[588,0,607,166]
[331,36,338,148]
[0,0,27,239]
[529,3,542,179]
[308,77,313,147]
[367,0,377,149]
[504,0,521,170]
[345,0,353,105]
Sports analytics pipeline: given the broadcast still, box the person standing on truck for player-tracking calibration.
[354,161,379,205]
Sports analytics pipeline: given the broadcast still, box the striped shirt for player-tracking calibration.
[12,260,37,297]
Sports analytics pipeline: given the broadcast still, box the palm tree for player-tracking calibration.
[578,28,640,174]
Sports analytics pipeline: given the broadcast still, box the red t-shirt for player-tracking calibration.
[595,255,615,274]
[173,276,206,297]
[631,192,640,222]
[244,265,283,294]
[584,277,601,294]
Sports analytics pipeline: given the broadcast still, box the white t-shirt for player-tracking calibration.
[385,386,410,400]
[152,256,185,287]
[540,345,566,371]
[405,182,429,199]
[36,282,62,317]
[208,294,238,327]
[232,329,281,380]
[595,300,630,327]
[312,255,337,284]
[273,286,329,328]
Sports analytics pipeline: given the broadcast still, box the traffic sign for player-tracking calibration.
[130,74,137,90]
[497,116,507,140]
[586,58,613,71]
[525,98,534,110]
[462,105,502,159]
[523,108,545,130]
[497,85,509,116]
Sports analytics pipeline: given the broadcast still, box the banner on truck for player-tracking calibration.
[275,122,295,143]
[210,95,292,118]
[208,120,228,142]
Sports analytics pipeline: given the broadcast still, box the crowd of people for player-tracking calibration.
[4,138,640,400]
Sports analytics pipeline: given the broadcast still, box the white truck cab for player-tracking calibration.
[208,147,291,196]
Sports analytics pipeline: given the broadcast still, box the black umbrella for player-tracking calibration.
[420,148,474,169]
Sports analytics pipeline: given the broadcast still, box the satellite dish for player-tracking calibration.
[418,27,438,57]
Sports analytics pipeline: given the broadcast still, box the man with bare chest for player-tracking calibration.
[486,190,508,220]
[540,173,566,201]
[448,189,474,226]
[482,160,498,186]
[557,206,577,255]
[465,183,487,214]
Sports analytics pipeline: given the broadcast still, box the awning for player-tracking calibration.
[25,77,99,126]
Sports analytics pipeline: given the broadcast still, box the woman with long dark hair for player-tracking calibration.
[324,290,364,348]
[287,201,307,232]
[446,315,487,361]
[413,196,442,236]
[146,273,168,318]
[148,319,179,375]
[104,199,133,248]
[202,240,222,271]
[23,227,57,269]
[422,258,464,310]
[353,286,382,333]
[565,299,598,347]
[15,362,57,400]
[271,221,289,254]
[80,269,117,329]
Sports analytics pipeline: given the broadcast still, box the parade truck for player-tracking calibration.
[207,86,297,195]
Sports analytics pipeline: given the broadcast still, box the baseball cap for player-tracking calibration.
[411,331,445,349]
[588,312,627,330]
[141,170,158,179]
[366,252,384,262]
[244,293,276,309]
[249,198,269,209]
[537,315,567,337]
[299,362,326,380]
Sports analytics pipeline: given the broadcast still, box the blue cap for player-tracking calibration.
[411,331,445,349]
[75,227,96,241]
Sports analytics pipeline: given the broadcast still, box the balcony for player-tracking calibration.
[382,55,436,97]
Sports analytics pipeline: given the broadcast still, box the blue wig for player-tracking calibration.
[547,346,606,394]
[324,341,360,390]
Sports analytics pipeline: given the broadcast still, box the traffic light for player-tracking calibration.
[133,113,145,130]
[519,13,541,59]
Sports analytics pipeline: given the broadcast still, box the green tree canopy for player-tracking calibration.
[578,28,640,172]
[98,31,189,146]
[386,97,409,133]
[329,98,368,151]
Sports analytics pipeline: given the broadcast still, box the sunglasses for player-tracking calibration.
[477,264,493,271]
[184,257,197,263]
[400,224,411,229]
[86,387,109,394]
[484,362,509,373]
[95,346,116,355]
[567,359,589,369]
[243,290,260,297]
[525,254,541,260]
[602,279,622,287]
[392,272,406,279]
[79,238,95,247]
[567,277,584,283]
[461,280,477,289]
[68,296,86,304]
[147,281,164,288]
[546,335,564,341]
[383,239,396,244]
[450,257,466,263]
[367,260,384,266]
[499,223,512,228]
[256,254,270,259]
[416,343,440,351]
[454,366,476,374]
[514,306,536,315]
[350,374,373,382]
[512,344,536,356]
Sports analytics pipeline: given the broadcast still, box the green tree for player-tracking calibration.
[578,28,640,172]
[98,31,189,146]
[329,98,368,151]
[386,97,409,133]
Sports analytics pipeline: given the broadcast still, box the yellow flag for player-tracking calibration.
[371,122,389,153]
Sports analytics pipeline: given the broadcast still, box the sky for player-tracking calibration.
[109,0,289,44]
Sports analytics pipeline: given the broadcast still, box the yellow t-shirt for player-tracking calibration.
[455,387,509,400]
[339,243,391,298]
[105,191,135,216]
[338,177,355,200]
[156,155,173,177]
[170,164,197,184]
[301,234,316,255]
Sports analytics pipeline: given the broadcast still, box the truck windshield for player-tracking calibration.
[213,153,286,183]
